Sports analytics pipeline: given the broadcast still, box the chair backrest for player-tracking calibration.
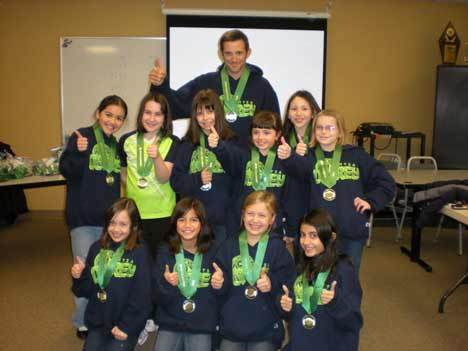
[377,153,402,170]
[407,156,438,171]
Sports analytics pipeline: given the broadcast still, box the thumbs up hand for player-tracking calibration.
[71,256,85,279]
[147,136,160,159]
[277,137,291,160]
[256,267,271,293]
[295,135,308,156]
[211,262,224,289]
[280,284,293,312]
[74,130,88,152]
[321,281,337,304]
[149,58,166,86]
[208,126,219,148]
[164,264,179,287]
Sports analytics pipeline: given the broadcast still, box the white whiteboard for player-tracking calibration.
[60,37,190,142]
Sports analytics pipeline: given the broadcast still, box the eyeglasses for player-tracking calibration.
[315,125,337,132]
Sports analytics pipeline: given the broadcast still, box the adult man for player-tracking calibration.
[149,29,280,143]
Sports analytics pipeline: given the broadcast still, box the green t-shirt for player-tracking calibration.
[124,134,176,219]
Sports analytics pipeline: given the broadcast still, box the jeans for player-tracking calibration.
[338,239,365,275]
[212,225,227,246]
[70,226,102,328]
[84,329,137,351]
[154,330,212,351]
[220,339,275,351]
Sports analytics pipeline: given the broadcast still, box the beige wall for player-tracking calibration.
[1,0,468,210]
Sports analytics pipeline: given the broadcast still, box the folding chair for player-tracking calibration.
[366,153,401,247]
[398,156,438,234]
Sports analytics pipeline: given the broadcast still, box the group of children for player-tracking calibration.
[61,87,395,351]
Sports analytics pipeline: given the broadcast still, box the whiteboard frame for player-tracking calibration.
[59,36,166,143]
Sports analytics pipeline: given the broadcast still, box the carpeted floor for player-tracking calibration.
[0,211,467,351]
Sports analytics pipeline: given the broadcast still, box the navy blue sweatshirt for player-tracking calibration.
[229,147,298,237]
[150,63,279,143]
[170,136,238,227]
[283,259,363,351]
[59,126,121,229]
[282,178,309,239]
[282,145,395,242]
[153,243,218,334]
[72,240,152,338]
[214,232,295,346]
[281,128,311,238]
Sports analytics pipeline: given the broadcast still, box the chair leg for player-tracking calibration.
[366,213,374,248]
[399,208,407,234]
[434,215,445,243]
[398,189,409,234]
[458,224,464,256]
[391,204,401,241]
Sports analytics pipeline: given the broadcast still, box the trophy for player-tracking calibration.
[439,22,460,65]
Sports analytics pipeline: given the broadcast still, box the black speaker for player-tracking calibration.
[433,65,468,169]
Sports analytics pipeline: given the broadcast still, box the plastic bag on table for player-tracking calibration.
[0,153,33,181]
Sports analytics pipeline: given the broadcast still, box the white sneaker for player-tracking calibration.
[137,319,158,345]
[145,319,157,332]
[137,329,148,346]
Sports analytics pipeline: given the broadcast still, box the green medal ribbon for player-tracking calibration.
[92,123,117,175]
[96,242,126,291]
[239,230,269,286]
[302,270,330,314]
[199,135,210,170]
[251,148,276,191]
[289,123,312,149]
[314,145,342,189]
[136,133,159,177]
[220,65,250,115]
[175,248,203,300]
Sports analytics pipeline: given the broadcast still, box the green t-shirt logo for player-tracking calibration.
[171,257,211,288]
[89,144,120,172]
[244,160,285,188]
[90,249,136,282]
[313,162,360,185]
[231,254,269,286]
[190,147,224,174]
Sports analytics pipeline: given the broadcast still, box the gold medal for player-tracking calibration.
[323,188,336,201]
[245,286,258,300]
[97,289,107,303]
[137,177,148,189]
[182,299,196,313]
[302,314,316,329]
[106,174,114,186]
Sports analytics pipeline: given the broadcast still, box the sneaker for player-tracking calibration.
[76,326,88,340]
[137,329,149,346]
[145,319,157,332]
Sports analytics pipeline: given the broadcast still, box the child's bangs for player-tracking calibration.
[196,98,216,112]
[252,112,279,131]
[252,121,276,130]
